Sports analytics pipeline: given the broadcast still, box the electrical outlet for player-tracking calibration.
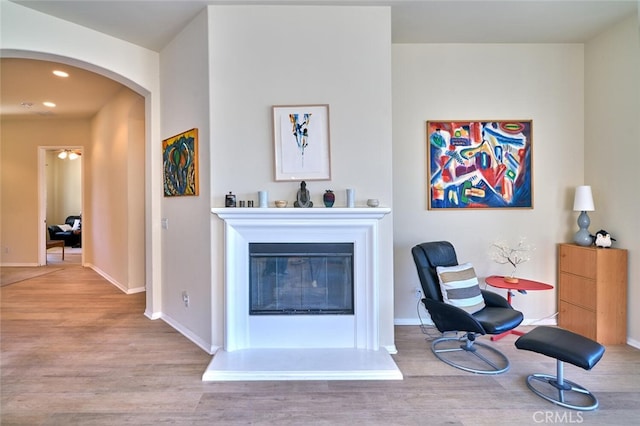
[414,286,422,300]
[161,218,169,230]
[182,291,189,307]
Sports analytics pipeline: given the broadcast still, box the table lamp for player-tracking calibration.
[573,185,595,246]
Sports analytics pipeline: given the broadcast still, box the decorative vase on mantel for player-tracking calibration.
[323,190,335,207]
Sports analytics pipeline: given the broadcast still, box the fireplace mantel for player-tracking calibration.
[211,206,391,220]
[205,206,401,381]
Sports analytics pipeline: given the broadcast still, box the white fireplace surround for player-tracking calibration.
[204,207,402,381]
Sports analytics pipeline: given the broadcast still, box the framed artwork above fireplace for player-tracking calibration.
[273,104,331,181]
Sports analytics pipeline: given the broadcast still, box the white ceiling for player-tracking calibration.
[11,0,638,49]
[0,58,125,119]
[2,0,638,119]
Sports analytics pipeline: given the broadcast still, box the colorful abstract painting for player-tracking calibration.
[427,121,532,209]
[163,128,199,196]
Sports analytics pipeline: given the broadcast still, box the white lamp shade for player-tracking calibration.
[57,151,68,159]
[573,185,595,211]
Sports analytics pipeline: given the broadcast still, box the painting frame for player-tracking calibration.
[273,104,331,181]
[163,128,199,197]
[426,120,533,210]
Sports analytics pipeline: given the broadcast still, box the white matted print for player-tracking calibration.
[273,104,331,181]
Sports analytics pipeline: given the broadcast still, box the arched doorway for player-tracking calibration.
[1,50,161,317]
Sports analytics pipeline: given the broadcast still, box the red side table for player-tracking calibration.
[485,275,553,341]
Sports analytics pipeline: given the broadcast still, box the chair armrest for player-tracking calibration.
[481,290,512,308]
[422,298,486,334]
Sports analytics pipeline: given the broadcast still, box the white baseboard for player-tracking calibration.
[126,285,146,294]
[394,317,558,326]
[627,337,640,350]
[85,263,126,292]
[86,263,144,295]
[394,318,432,326]
[522,318,557,326]
[160,313,217,355]
[145,310,162,320]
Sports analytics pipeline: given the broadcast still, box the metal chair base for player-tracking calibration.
[525,360,599,411]
[431,333,510,375]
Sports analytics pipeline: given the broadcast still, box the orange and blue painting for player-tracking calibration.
[427,121,532,209]
[163,128,199,196]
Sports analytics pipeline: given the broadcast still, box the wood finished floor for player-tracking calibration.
[2,265,640,425]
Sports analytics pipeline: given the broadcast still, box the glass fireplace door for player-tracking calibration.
[249,243,354,315]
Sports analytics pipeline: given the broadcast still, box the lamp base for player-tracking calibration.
[574,231,593,246]
[574,211,593,246]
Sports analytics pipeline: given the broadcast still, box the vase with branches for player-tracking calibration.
[489,237,534,283]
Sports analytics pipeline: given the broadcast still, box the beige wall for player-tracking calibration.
[88,88,145,293]
[0,88,144,293]
[392,43,585,325]
[585,15,640,345]
[128,97,146,293]
[0,119,90,265]
[1,0,163,315]
[2,1,638,352]
[46,149,82,226]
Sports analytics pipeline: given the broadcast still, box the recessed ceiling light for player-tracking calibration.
[43,101,56,108]
[53,70,69,78]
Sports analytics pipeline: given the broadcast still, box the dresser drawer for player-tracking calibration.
[558,272,596,310]
[559,244,596,279]
[558,301,597,341]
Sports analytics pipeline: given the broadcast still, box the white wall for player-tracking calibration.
[159,8,213,351]
[208,5,395,350]
[392,44,585,325]
[585,14,640,345]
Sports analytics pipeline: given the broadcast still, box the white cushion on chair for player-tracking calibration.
[436,263,486,314]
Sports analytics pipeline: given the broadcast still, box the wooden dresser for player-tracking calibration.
[558,243,628,344]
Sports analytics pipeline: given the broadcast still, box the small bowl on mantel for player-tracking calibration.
[274,200,288,208]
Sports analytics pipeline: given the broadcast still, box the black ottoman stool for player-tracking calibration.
[515,326,605,411]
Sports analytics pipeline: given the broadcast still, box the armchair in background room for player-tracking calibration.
[411,241,523,374]
[47,215,81,247]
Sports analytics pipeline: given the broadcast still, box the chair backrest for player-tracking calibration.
[411,241,459,302]
[65,215,81,226]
